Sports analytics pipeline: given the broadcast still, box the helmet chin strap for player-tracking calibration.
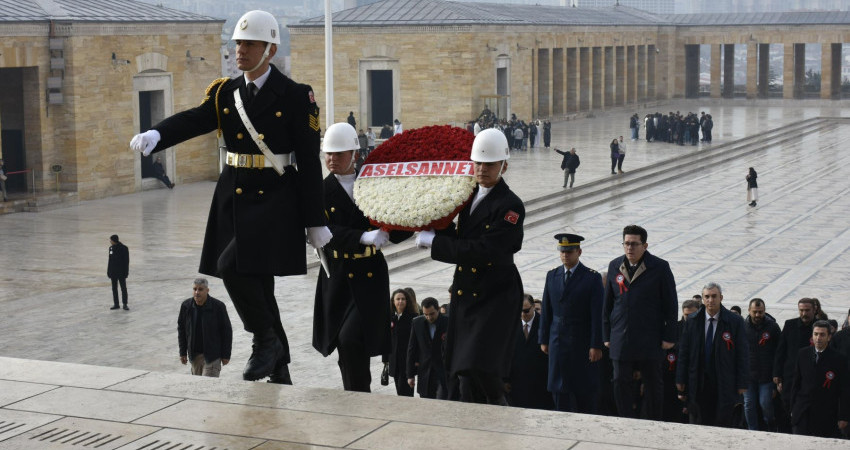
[246,42,272,74]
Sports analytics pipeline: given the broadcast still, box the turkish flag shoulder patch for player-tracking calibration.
[504,210,519,224]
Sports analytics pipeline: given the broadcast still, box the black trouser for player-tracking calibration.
[218,238,290,364]
[110,277,127,306]
[553,389,598,413]
[394,375,414,397]
[613,359,664,420]
[617,155,625,171]
[336,305,371,392]
[155,174,172,187]
[458,370,506,405]
[611,157,618,173]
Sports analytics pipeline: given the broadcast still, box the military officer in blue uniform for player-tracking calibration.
[539,233,604,413]
[130,10,331,383]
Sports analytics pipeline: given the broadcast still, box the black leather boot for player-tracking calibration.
[267,356,292,385]
[243,328,282,381]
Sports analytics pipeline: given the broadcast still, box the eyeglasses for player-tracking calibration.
[622,241,644,248]
[522,307,533,313]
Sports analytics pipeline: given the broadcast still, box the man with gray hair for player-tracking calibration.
[178,278,233,377]
[676,282,748,427]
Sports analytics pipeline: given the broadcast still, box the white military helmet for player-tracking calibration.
[323,123,360,153]
[232,10,280,45]
[470,128,510,162]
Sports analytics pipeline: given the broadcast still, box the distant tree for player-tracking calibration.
[805,68,821,92]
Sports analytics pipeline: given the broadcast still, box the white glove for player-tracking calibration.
[129,130,161,156]
[360,229,390,249]
[306,226,332,249]
[415,229,435,248]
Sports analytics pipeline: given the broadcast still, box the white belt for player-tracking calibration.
[225,151,292,169]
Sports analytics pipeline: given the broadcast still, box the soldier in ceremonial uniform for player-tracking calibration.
[539,233,604,413]
[416,128,525,405]
[312,123,410,392]
[129,10,331,383]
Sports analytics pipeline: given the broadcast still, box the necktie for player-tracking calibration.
[523,323,529,340]
[564,269,571,284]
[429,323,436,339]
[815,350,820,364]
[705,317,715,365]
[246,82,257,103]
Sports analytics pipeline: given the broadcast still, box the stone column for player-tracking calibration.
[580,47,590,111]
[710,44,721,98]
[723,44,735,98]
[532,46,538,118]
[604,46,614,108]
[567,47,577,113]
[627,45,636,104]
[592,47,602,109]
[616,45,625,106]
[553,48,564,116]
[821,43,842,100]
[783,43,796,99]
[758,43,770,98]
[647,45,656,100]
[637,45,646,102]
[746,42,758,99]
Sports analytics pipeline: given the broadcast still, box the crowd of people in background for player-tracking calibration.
[631,111,713,145]
[467,106,553,151]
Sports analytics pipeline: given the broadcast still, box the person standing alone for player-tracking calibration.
[107,234,129,310]
[746,167,758,207]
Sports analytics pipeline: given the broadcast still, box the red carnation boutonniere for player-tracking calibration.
[722,331,734,350]
[615,274,629,294]
[758,331,770,346]
[353,125,477,231]
[666,353,677,371]
[824,371,836,389]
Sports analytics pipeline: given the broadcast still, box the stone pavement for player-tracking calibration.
[0,356,846,450]
[1,101,850,448]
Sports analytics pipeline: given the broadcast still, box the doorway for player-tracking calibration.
[369,70,393,128]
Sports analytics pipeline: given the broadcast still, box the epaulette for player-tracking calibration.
[588,268,598,273]
[199,77,230,138]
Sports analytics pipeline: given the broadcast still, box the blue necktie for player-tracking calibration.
[705,317,715,365]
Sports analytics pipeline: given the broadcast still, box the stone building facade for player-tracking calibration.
[0,0,224,200]
[290,0,850,131]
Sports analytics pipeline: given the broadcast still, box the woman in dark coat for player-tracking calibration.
[387,288,418,396]
[746,167,758,207]
[609,139,620,175]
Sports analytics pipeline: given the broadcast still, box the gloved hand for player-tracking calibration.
[415,229,435,248]
[306,226,332,249]
[129,130,161,156]
[360,229,389,249]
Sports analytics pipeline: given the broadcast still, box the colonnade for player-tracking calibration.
[533,44,657,117]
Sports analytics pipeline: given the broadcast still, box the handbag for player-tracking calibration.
[380,363,389,386]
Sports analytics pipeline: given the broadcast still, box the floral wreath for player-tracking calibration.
[354,125,476,231]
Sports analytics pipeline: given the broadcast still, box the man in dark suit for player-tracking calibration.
[407,297,449,399]
[773,298,817,430]
[107,234,129,310]
[129,10,331,383]
[416,128,524,405]
[676,282,749,427]
[603,224,678,420]
[313,123,409,392]
[506,294,553,410]
[540,233,603,413]
[789,320,850,438]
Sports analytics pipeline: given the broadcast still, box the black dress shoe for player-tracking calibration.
[267,356,293,385]
[110,305,120,310]
[123,305,129,310]
[243,328,283,381]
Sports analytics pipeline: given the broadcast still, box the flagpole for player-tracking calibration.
[324,0,334,129]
